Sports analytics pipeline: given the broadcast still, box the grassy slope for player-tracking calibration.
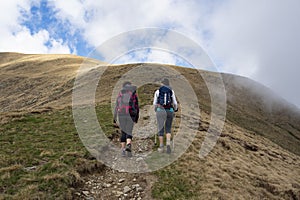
[0,106,114,199]
[1,53,300,199]
[223,74,300,156]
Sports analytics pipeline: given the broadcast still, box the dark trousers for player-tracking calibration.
[119,115,134,142]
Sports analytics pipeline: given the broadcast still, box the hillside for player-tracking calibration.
[0,53,299,199]
[0,52,103,114]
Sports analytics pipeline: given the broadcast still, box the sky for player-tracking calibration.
[1,0,300,108]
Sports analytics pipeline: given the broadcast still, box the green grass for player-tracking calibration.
[96,104,117,137]
[0,106,113,199]
[152,155,205,200]
[137,83,159,107]
[152,168,193,200]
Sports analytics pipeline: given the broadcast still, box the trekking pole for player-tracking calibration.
[172,134,175,152]
[172,109,178,152]
[154,133,157,146]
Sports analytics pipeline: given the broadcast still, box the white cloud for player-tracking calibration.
[0,0,31,27]
[0,0,71,54]
[1,27,48,53]
[52,0,210,46]
[50,0,86,28]
[47,38,73,54]
[113,48,179,66]
[0,26,71,54]
[208,0,300,107]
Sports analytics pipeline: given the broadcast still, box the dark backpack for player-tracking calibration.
[158,86,173,108]
[116,86,137,116]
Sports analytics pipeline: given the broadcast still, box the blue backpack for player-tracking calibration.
[158,86,173,108]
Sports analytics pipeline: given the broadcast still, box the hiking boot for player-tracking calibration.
[125,143,131,152]
[157,146,164,153]
[125,144,132,157]
[121,149,126,157]
[166,145,171,154]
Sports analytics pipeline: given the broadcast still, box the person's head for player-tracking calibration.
[161,78,169,86]
[122,81,131,87]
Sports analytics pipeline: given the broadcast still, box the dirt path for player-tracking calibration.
[74,128,158,199]
[74,106,160,199]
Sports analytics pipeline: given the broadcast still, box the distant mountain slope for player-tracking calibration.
[0,53,100,113]
[223,74,300,155]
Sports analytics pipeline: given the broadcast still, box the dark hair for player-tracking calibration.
[122,81,131,87]
[161,78,169,86]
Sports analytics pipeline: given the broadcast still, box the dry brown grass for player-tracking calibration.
[0,164,23,174]
[151,110,300,199]
[12,184,44,200]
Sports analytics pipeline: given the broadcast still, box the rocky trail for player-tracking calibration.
[74,106,166,199]
[74,166,156,200]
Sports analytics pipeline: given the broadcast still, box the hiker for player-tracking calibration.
[113,81,139,157]
[153,78,178,154]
